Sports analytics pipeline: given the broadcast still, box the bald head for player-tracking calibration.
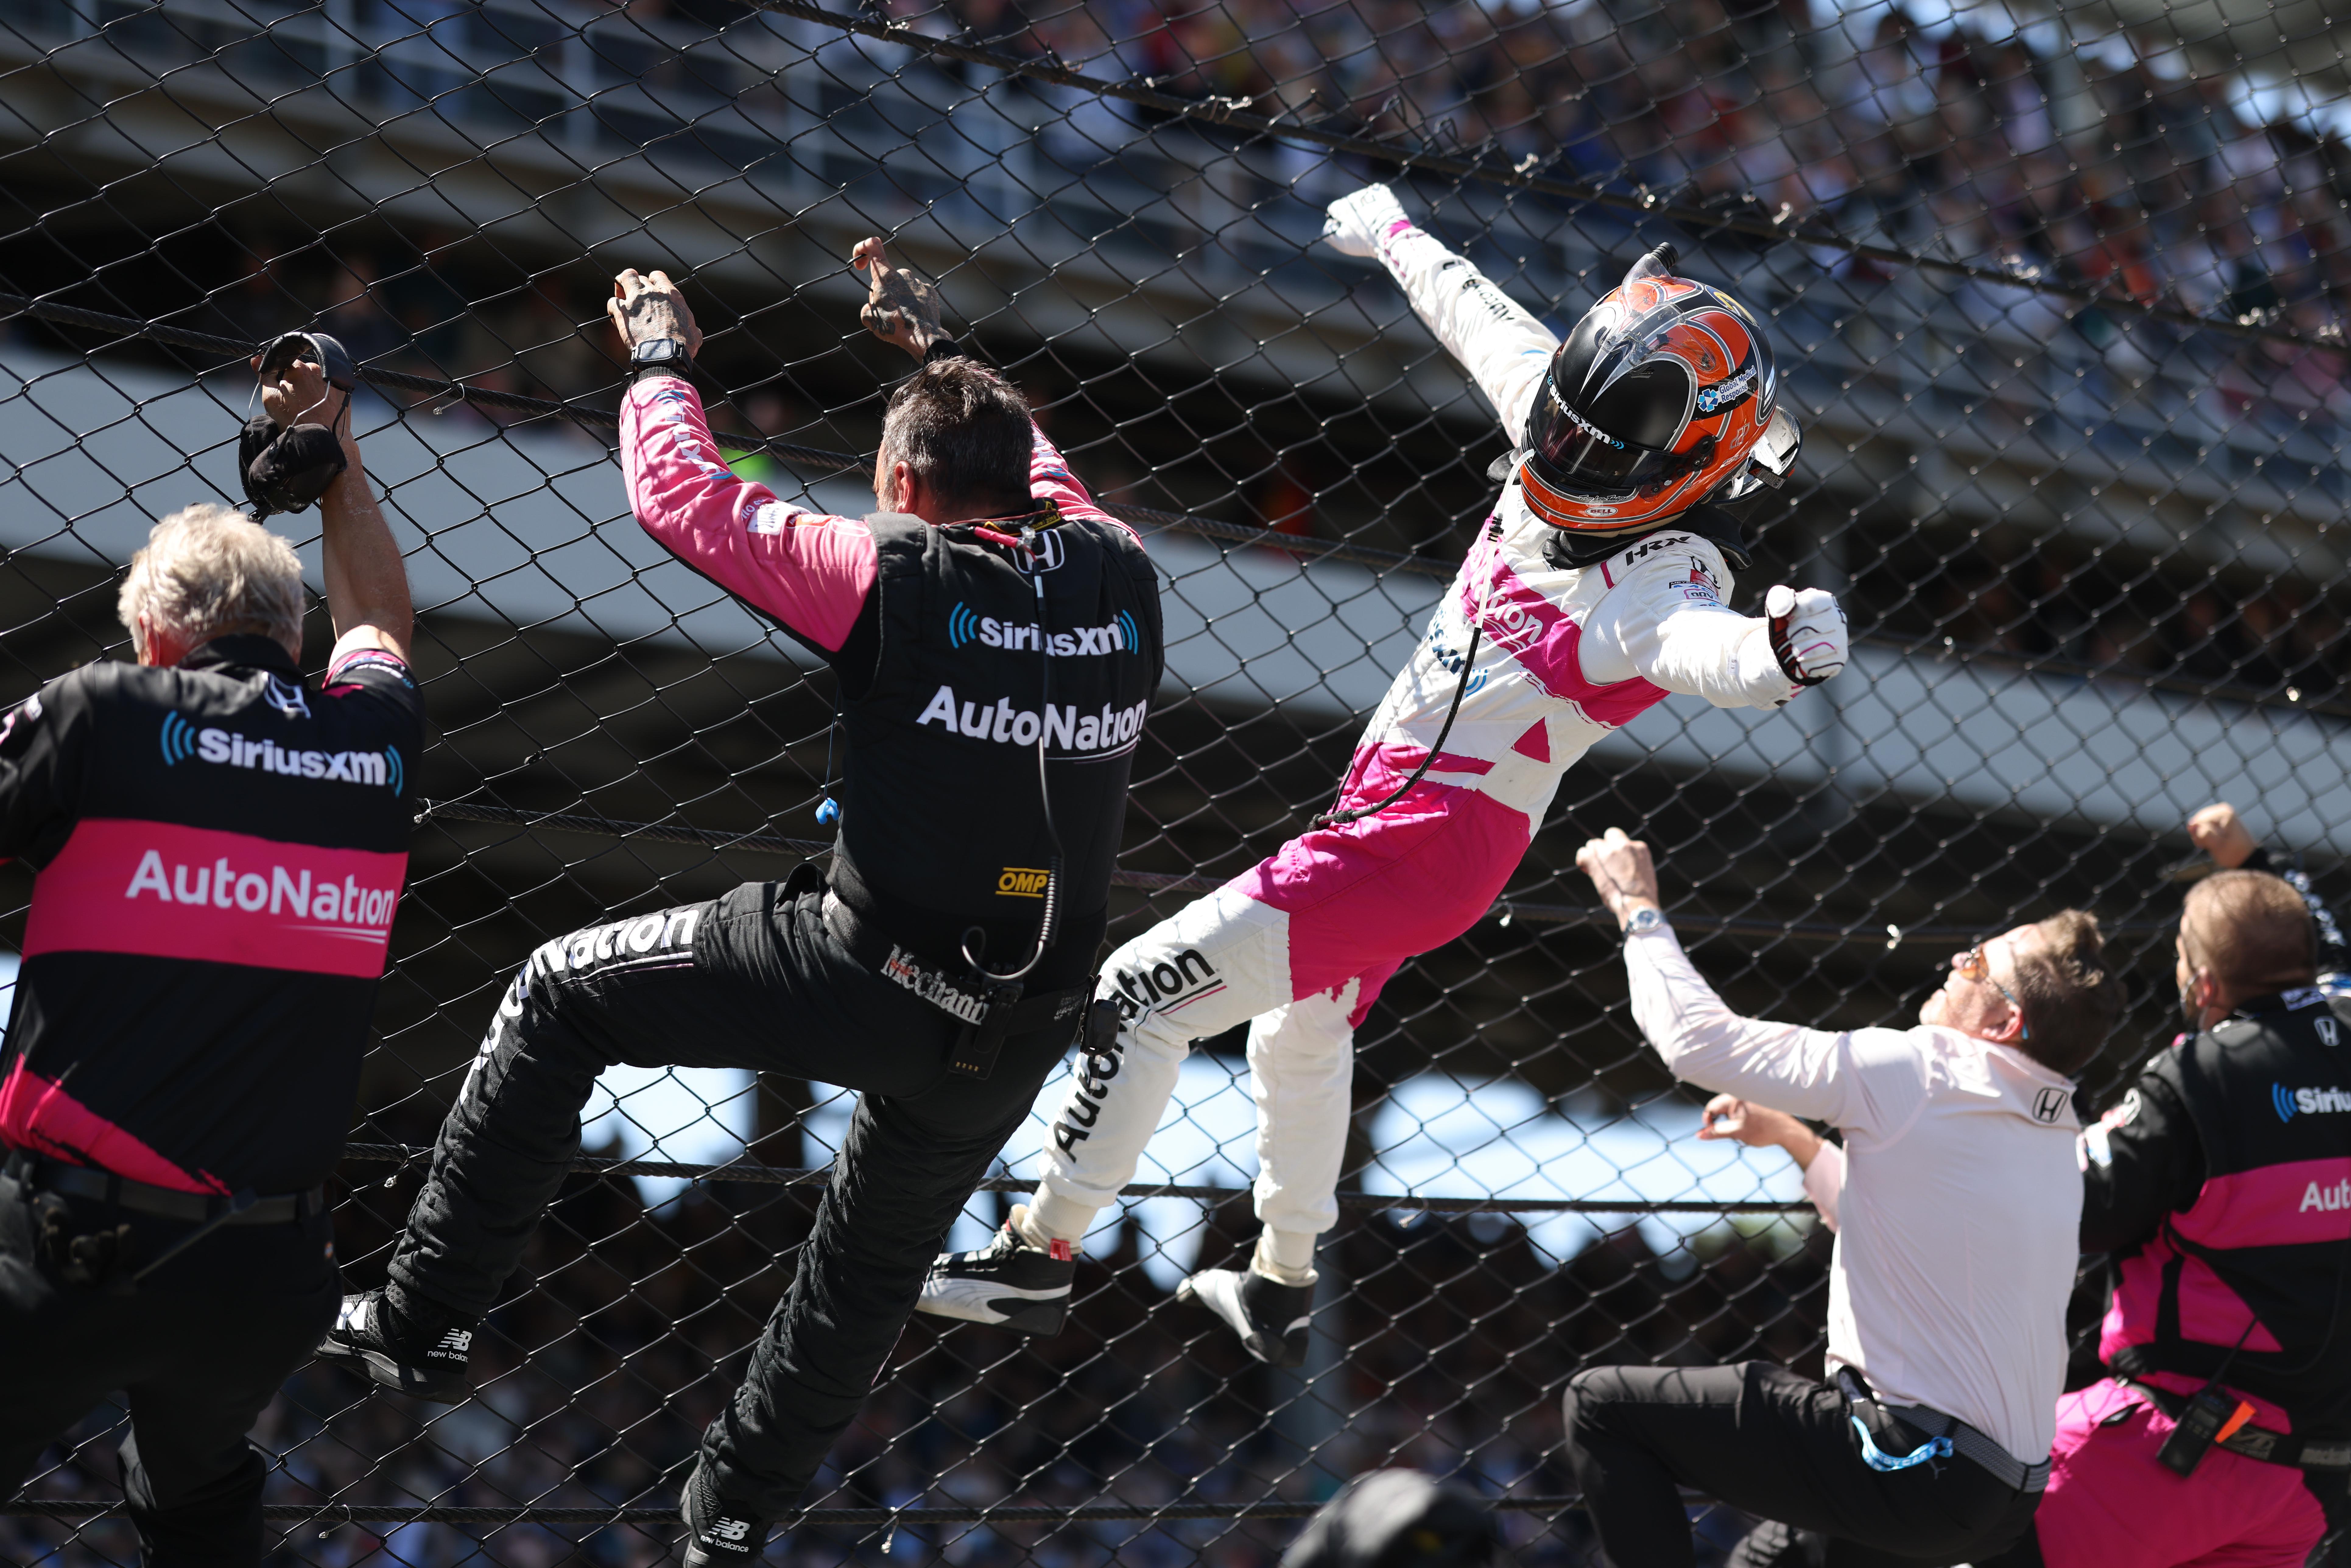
[2182,870,2316,1004]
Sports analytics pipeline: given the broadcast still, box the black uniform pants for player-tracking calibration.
[387,876,1082,1516]
[1561,1362,2044,1568]
[0,1173,340,1567]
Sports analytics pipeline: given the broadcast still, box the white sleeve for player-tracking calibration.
[1372,224,1559,438]
[1577,535,1797,709]
[1622,925,1923,1141]
[1803,1141,1846,1231]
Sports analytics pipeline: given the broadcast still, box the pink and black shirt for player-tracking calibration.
[0,635,421,1195]
[2083,989,2351,1438]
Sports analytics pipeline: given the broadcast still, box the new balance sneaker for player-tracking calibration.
[1177,1266,1313,1368]
[315,1289,475,1403]
[680,1464,770,1567]
[913,1204,1076,1335]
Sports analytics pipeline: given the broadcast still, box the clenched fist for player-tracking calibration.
[1321,186,1410,258]
[1765,584,1849,687]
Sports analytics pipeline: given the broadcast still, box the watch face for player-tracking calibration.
[633,338,678,363]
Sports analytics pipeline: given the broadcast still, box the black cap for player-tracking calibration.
[1280,1472,1501,1568]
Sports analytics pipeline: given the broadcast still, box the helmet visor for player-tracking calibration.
[1528,384,1706,497]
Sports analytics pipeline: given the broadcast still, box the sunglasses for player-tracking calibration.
[1958,943,2030,1041]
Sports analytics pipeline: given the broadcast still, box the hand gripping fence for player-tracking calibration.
[3,0,2350,1563]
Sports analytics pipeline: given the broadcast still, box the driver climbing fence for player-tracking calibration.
[1,0,2349,1564]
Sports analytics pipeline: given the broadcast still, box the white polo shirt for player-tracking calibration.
[1624,923,2082,1462]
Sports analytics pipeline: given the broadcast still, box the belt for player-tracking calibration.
[820,889,1091,1079]
[2120,1377,2351,1471]
[1839,1369,2051,1493]
[2,1150,325,1225]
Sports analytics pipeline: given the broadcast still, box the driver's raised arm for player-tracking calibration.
[1322,185,1559,439]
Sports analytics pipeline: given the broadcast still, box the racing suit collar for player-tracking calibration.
[2230,988,2329,1020]
[181,634,302,680]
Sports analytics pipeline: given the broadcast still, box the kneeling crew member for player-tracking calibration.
[1980,870,2351,1568]
[0,344,419,1566]
[320,241,1163,1567]
[1562,827,2123,1568]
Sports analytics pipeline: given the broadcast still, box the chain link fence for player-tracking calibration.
[4,0,2350,1562]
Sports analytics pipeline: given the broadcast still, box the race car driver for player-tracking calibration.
[916,184,1851,1363]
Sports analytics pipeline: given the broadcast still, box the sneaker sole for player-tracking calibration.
[914,1292,1069,1336]
[916,1274,1072,1335]
[316,1337,471,1403]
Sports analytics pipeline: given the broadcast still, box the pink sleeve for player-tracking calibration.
[1028,426,1143,547]
[618,376,878,653]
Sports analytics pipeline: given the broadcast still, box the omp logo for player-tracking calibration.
[915,685,1148,754]
[2033,1086,2069,1124]
[161,712,402,790]
[997,867,1050,898]
[2275,1083,2351,1121]
[947,602,1139,657]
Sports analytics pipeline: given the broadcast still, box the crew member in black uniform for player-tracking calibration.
[0,342,420,1564]
[321,241,1164,1566]
[1982,868,2351,1568]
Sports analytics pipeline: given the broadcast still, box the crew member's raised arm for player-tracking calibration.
[1581,828,1921,1140]
[616,369,877,657]
[1321,187,1558,439]
[260,354,414,667]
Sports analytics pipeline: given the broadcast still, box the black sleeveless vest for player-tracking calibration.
[2108,990,2351,1433]
[827,512,1162,992]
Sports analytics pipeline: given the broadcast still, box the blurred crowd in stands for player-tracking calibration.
[4,1161,1826,1568]
[939,0,2351,336]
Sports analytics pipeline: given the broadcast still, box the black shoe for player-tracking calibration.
[1178,1266,1313,1368]
[913,1204,1075,1335]
[681,1465,770,1567]
[315,1289,475,1403]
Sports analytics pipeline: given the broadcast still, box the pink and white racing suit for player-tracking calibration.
[1029,222,1808,1256]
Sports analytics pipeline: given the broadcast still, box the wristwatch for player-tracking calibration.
[628,336,692,383]
[1623,906,1665,936]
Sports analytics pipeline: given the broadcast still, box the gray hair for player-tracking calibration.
[118,502,305,662]
[878,358,1036,517]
